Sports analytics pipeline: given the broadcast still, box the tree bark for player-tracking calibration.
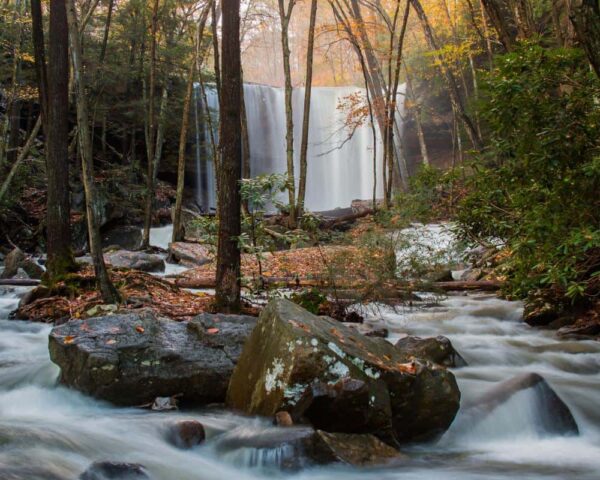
[215,0,242,312]
[278,0,297,226]
[297,0,318,217]
[45,0,76,281]
[569,0,600,79]
[406,67,430,166]
[66,0,120,303]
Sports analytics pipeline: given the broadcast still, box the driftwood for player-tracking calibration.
[0,279,41,286]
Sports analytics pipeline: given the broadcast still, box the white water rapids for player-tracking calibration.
[1,283,599,479]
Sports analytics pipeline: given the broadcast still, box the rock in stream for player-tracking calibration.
[226,298,460,445]
[49,310,257,406]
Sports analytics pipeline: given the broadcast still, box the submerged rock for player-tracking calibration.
[302,430,405,466]
[166,420,206,449]
[215,425,403,468]
[226,298,460,445]
[461,372,579,436]
[395,335,467,368]
[80,461,150,480]
[49,310,257,406]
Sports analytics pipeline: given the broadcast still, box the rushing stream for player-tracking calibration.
[1,284,599,479]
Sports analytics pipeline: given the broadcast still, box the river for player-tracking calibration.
[1,283,599,479]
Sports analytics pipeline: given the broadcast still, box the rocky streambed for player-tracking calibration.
[1,284,599,479]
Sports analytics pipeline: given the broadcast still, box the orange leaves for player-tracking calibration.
[206,328,220,335]
[135,325,145,333]
[106,339,117,345]
[64,335,75,345]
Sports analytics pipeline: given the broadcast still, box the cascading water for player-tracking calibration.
[194,84,406,212]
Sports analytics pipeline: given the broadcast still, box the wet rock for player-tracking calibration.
[226,299,460,445]
[395,336,467,368]
[102,226,143,251]
[425,267,453,283]
[169,242,212,267]
[364,327,389,338]
[166,420,206,449]
[523,292,560,327]
[275,411,294,426]
[80,461,150,479]
[462,372,579,436]
[215,425,402,468]
[77,250,165,273]
[302,430,405,466]
[18,285,50,309]
[458,268,484,282]
[0,248,24,279]
[49,310,257,406]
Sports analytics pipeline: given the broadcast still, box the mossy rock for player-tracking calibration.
[226,298,460,445]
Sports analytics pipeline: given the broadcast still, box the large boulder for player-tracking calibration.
[49,310,257,405]
[102,225,143,251]
[226,299,460,445]
[169,242,212,267]
[460,373,579,436]
[77,250,165,273]
[394,335,467,368]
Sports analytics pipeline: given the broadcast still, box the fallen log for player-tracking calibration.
[0,279,41,286]
[320,209,374,229]
[170,276,504,292]
[431,280,503,291]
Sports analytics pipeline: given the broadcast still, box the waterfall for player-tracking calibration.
[194,84,406,212]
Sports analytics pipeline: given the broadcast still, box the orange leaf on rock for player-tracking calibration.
[64,335,75,345]
[106,339,117,345]
[135,325,145,333]
[206,328,219,335]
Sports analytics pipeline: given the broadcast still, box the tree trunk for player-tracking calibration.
[99,0,114,63]
[31,0,48,119]
[569,0,600,79]
[215,0,242,312]
[409,0,483,150]
[46,0,76,281]
[0,116,42,204]
[278,0,297,226]
[66,0,120,303]
[479,0,519,50]
[297,0,317,217]
[406,68,430,166]
[172,62,195,243]
[142,0,161,249]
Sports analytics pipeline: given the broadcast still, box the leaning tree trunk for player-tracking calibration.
[278,0,297,227]
[45,0,76,281]
[297,0,318,218]
[479,0,519,50]
[569,0,600,79]
[66,0,120,303]
[142,0,161,249]
[409,0,483,151]
[172,61,196,243]
[215,0,242,313]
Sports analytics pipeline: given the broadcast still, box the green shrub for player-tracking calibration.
[457,43,600,302]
